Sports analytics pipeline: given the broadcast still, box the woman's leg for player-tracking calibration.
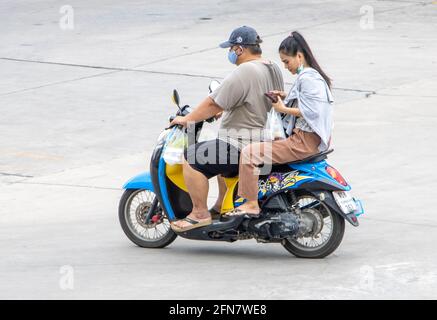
[236,142,268,214]
[235,130,322,215]
[238,143,269,201]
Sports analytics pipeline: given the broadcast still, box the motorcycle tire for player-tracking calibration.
[119,189,177,248]
[282,193,345,258]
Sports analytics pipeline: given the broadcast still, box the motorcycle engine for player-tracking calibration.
[246,212,300,241]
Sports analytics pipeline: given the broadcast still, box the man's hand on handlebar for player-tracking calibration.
[169,115,189,128]
[169,114,217,128]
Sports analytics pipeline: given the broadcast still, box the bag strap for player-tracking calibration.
[264,62,283,92]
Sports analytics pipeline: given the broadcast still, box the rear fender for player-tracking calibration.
[305,190,359,227]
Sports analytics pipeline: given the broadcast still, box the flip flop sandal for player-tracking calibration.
[171,217,212,232]
[225,208,260,218]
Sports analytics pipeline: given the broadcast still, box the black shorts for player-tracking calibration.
[184,139,241,179]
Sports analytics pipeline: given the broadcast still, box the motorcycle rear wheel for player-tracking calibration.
[282,193,345,259]
[119,189,177,248]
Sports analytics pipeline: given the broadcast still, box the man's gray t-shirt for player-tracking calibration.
[209,60,284,148]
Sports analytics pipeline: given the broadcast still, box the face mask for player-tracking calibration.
[228,49,239,65]
[297,63,304,74]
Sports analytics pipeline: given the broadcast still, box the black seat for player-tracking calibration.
[289,149,333,164]
[269,149,334,173]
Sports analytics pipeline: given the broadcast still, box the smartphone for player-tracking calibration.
[264,92,278,103]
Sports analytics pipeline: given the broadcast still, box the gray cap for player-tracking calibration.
[219,26,260,48]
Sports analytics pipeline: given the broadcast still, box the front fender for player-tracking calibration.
[123,171,154,191]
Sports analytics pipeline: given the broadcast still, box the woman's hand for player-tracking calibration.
[272,99,288,114]
[214,111,223,120]
[270,90,287,100]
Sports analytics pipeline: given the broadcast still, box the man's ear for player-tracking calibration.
[236,46,244,56]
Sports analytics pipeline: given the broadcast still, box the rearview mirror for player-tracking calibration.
[208,80,220,93]
[172,89,180,108]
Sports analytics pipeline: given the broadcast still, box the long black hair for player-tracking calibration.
[279,31,332,88]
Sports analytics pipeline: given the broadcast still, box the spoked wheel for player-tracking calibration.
[282,193,345,258]
[118,189,177,248]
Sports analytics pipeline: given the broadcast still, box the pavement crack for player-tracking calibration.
[0,172,34,178]
[284,82,376,94]
[12,181,120,191]
[0,57,127,71]
[0,68,121,96]
[1,57,376,95]
[0,0,426,98]
[133,46,219,68]
[131,69,220,79]
[0,57,222,95]
[2,1,426,79]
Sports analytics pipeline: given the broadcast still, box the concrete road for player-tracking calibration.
[1,0,437,299]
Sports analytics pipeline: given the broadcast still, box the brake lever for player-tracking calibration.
[165,123,181,130]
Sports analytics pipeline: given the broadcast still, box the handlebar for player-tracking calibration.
[166,105,216,130]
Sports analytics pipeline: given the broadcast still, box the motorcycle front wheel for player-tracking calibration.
[118,189,177,248]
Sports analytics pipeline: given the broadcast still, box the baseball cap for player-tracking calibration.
[219,26,261,48]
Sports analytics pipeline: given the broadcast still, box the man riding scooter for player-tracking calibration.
[169,26,284,232]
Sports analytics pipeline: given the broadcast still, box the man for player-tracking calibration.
[170,26,283,232]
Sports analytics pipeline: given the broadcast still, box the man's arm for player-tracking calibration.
[186,97,223,122]
[169,97,223,127]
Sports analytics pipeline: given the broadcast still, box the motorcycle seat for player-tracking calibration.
[269,149,334,173]
[225,149,334,178]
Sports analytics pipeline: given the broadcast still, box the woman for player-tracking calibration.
[228,31,334,216]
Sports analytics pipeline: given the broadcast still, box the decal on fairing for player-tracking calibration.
[258,170,312,198]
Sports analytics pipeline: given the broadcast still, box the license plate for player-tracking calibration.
[333,191,358,214]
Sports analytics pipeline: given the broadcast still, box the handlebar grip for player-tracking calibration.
[166,116,181,130]
[205,116,215,123]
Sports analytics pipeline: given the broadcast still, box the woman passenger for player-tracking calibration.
[228,31,334,216]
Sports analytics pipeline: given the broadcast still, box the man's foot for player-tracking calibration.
[171,212,212,232]
[229,202,260,215]
[225,208,260,218]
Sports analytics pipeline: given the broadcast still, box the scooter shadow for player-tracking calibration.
[163,242,299,261]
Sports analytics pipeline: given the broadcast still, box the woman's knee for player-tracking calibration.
[240,143,263,165]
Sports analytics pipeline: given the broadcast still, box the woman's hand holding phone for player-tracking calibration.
[265,91,287,113]
[269,90,287,100]
[264,92,279,103]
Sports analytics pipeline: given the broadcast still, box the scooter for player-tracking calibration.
[118,82,364,258]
